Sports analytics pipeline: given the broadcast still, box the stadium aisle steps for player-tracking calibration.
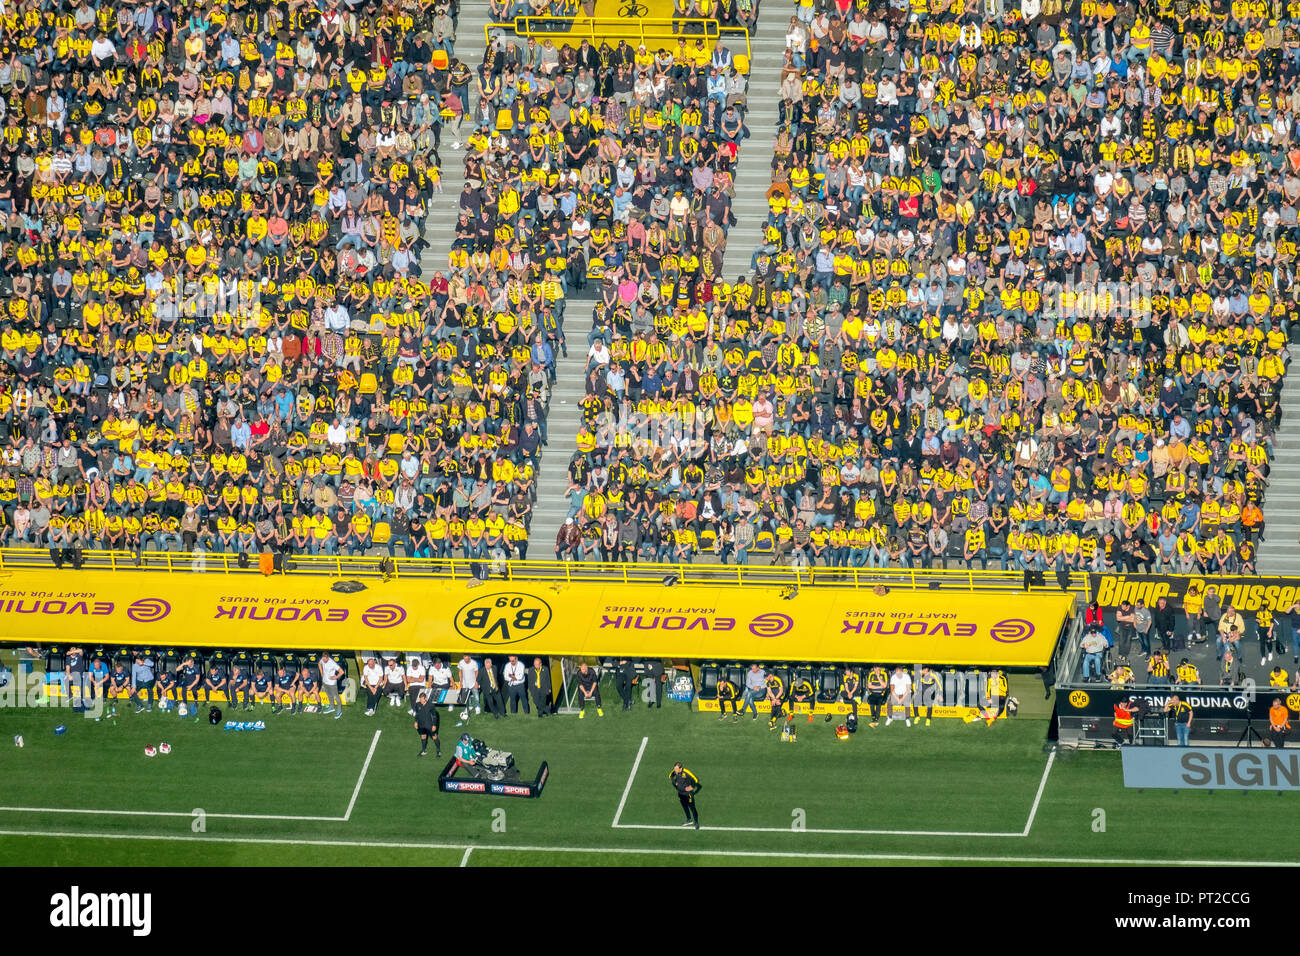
[719,31,787,281]
[1258,368,1300,575]
[419,2,494,279]
[529,351,591,554]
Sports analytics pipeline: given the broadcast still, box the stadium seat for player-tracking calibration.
[373,522,392,545]
[300,653,321,683]
[231,651,254,685]
[698,663,721,699]
[44,647,64,684]
[816,666,840,703]
[278,654,300,681]
[753,531,774,554]
[698,529,717,552]
[255,652,276,683]
[789,665,816,702]
[725,664,746,692]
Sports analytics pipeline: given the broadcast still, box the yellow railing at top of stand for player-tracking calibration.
[0,547,1086,594]
[483,18,752,71]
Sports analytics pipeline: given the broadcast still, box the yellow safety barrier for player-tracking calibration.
[0,569,1075,665]
[0,548,1089,595]
[483,18,752,69]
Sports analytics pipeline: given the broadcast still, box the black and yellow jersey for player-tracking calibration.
[669,766,700,796]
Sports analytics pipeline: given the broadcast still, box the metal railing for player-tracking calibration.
[0,548,1091,593]
[483,18,752,67]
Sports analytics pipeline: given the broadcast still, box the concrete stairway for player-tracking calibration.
[720,27,786,280]
[528,351,589,555]
[1257,368,1300,575]
[420,0,494,279]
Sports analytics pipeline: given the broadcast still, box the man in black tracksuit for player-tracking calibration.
[414,691,440,757]
[615,657,636,711]
[670,763,701,829]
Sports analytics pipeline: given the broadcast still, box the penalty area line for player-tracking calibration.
[1022,747,1056,837]
[343,730,383,821]
[611,735,648,828]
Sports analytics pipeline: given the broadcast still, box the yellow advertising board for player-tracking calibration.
[0,571,1073,666]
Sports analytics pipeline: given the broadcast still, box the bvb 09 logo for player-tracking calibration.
[455,592,553,645]
[1068,690,1090,709]
[1288,694,1300,713]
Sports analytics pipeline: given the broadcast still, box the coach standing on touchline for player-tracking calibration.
[320,652,344,720]
[670,762,701,829]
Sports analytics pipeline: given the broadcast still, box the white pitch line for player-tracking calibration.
[611,735,648,828]
[0,806,340,822]
[1022,748,1057,837]
[0,727,384,823]
[1,828,1297,867]
[613,824,1024,836]
[343,730,383,821]
[459,847,474,867]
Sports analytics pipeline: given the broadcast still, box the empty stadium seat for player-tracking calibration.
[724,664,746,692]
[698,663,721,699]
[816,666,840,702]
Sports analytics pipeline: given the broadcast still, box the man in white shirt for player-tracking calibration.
[503,655,528,714]
[319,652,345,720]
[458,654,481,714]
[887,666,914,727]
[361,657,384,715]
[429,657,453,703]
[384,659,405,707]
[404,655,426,715]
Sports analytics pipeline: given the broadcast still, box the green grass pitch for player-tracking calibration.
[0,686,1298,867]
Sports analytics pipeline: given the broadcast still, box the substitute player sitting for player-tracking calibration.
[765,670,786,731]
[790,672,817,722]
[272,665,298,715]
[251,668,274,708]
[826,666,860,723]
[298,666,321,713]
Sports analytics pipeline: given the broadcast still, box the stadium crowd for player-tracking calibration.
[0,0,579,563]
[560,0,1294,576]
[449,26,750,351]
